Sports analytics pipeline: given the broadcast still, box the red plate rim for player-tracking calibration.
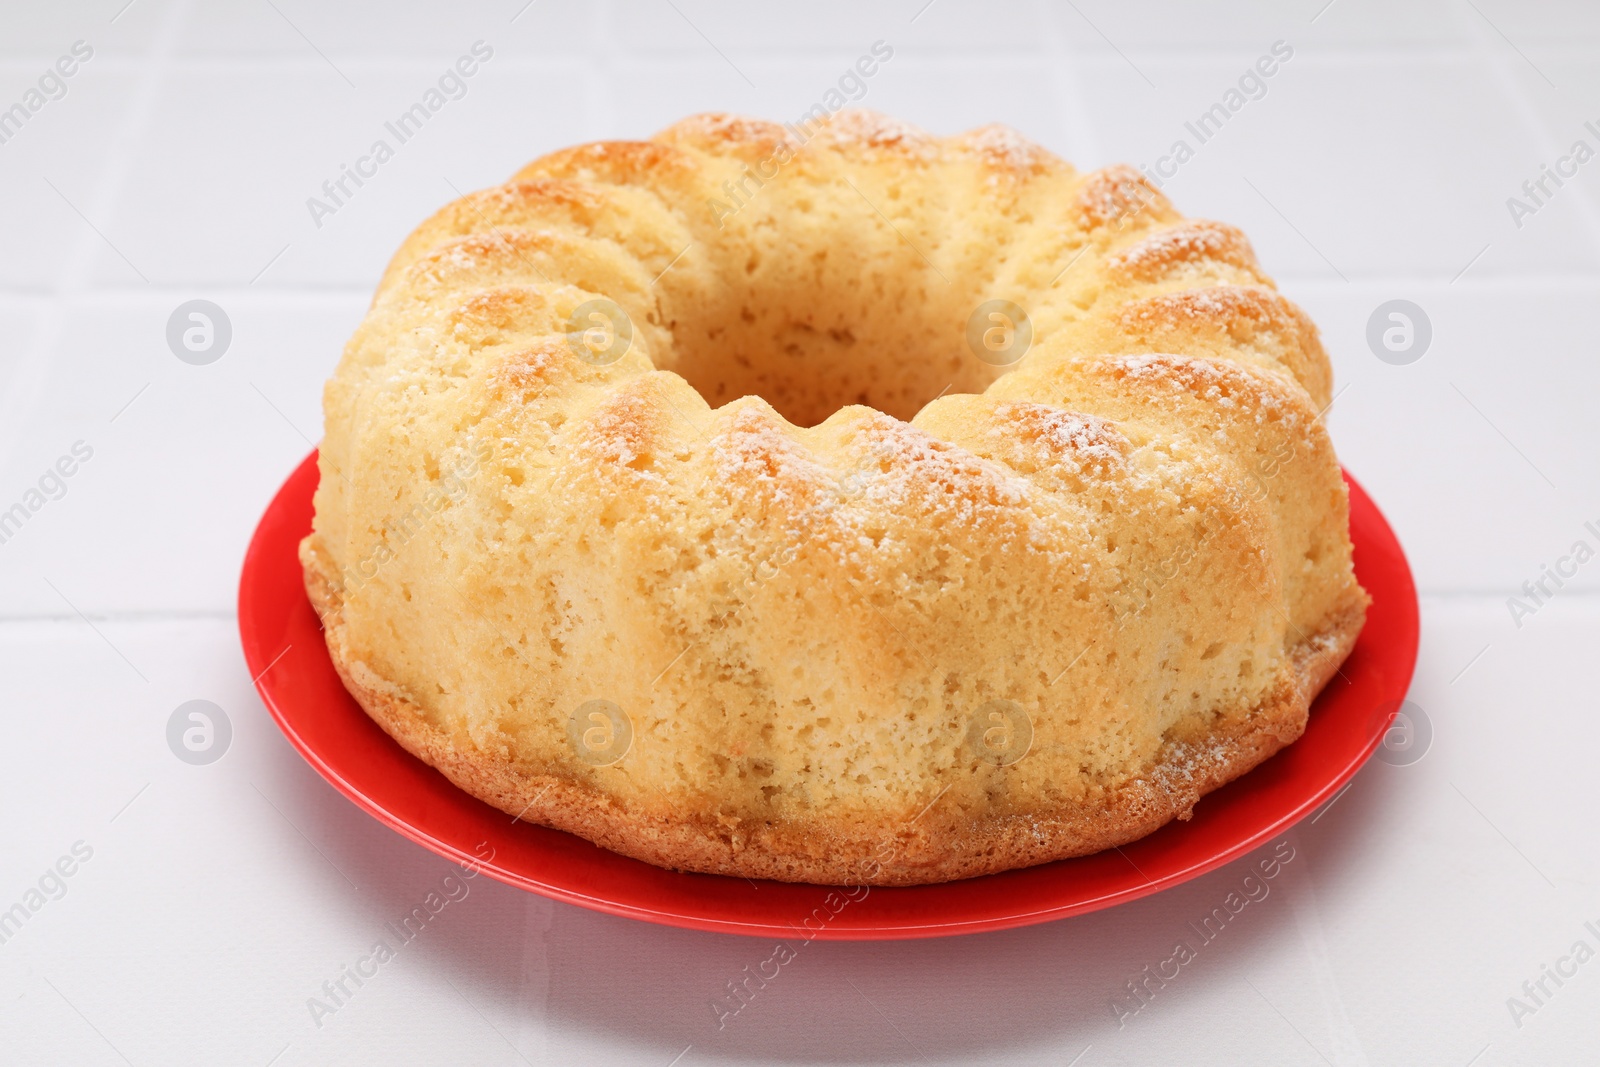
[239,450,1418,940]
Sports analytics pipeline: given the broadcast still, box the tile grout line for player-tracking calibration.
[0,0,194,466]
[1032,0,1105,165]
[1455,3,1600,262]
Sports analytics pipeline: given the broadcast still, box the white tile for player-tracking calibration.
[4,4,1600,1063]
[0,300,41,401]
[0,293,361,616]
[844,55,1073,149]
[608,54,1071,154]
[94,62,590,288]
[0,0,172,59]
[1290,597,1600,1062]
[1293,278,1599,595]
[893,0,1051,52]
[0,66,140,288]
[1077,52,1597,278]
[608,58,856,140]
[177,0,591,58]
[1495,47,1600,261]
[3,604,1597,1063]
[1046,0,1469,51]
[611,0,1045,55]
[1465,0,1600,45]
[0,619,546,1066]
[614,0,885,54]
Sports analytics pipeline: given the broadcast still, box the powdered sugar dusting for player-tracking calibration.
[992,403,1130,469]
[1108,221,1257,277]
[710,405,833,510]
[821,109,937,159]
[1076,165,1167,228]
[708,404,1049,555]
[576,385,671,486]
[840,417,1054,551]
[1123,285,1273,326]
[1146,734,1237,803]
[430,234,508,280]
[1109,353,1303,428]
[486,342,564,393]
[671,111,795,150]
[959,123,1053,174]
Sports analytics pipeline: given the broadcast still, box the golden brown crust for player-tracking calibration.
[1112,285,1334,409]
[512,139,700,185]
[654,113,799,162]
[1106,220,1263,284]
[303,110,1369,887]
[1073,164,1176,230]
[302,540,1364,886]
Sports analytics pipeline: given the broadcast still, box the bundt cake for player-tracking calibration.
[300,110,1367,886]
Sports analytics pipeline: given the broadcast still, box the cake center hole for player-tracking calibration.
[655,268,1010,427]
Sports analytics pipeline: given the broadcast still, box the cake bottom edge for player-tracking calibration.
[299,535,1367,887]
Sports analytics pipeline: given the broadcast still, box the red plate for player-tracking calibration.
[240,451,1418,940]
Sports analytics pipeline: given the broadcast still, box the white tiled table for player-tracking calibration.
[2,2,1596,1063]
